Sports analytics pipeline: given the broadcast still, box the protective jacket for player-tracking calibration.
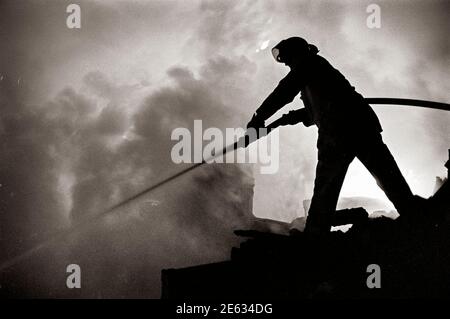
[255,55,382,139]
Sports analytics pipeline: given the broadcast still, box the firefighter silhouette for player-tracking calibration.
[247,37,417,234]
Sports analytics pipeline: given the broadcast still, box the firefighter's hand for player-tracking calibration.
[246,113,265,130]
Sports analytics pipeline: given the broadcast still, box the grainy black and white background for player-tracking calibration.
[0,0,449,298]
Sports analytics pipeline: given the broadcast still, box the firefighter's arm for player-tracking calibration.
[247,71,302,129]
[272,108,313,127]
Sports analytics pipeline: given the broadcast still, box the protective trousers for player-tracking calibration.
[305,131,414,232]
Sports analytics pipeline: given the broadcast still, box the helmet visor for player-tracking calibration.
[271,47,283,63]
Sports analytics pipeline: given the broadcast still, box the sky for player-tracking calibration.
[0,0,449,298]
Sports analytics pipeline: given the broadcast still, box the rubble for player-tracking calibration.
[162,152,450,299]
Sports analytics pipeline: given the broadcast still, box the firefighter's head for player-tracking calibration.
[271,37,319,69]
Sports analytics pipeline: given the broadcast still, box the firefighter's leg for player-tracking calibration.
[356,134,414,215]
[305,146,354,233]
